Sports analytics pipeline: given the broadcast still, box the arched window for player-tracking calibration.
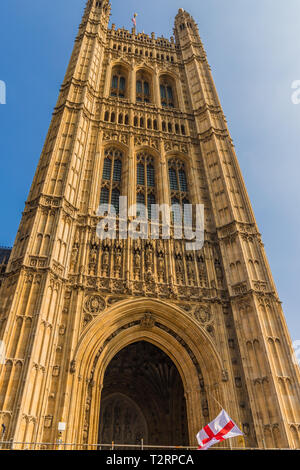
[136,70,152,103]
[160,75,176,108]
[136,152,156,220]
[100,148,123,214]
[110,67,127,98]
[168,159,191,226]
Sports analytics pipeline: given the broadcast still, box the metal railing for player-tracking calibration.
[1,441,196,451]
[0,440,296,451]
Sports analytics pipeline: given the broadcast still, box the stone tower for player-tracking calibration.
[0,0,299,449]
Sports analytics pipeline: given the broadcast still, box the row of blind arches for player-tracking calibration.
[112,43,176,63]
[104,111,186,135]
[99,148,191,223]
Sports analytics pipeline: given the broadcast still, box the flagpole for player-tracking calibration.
[207,388,224,411]
[132,13,138,34]
[238,422,246,448]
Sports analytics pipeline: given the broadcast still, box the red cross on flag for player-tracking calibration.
[197,409,243,450]
[132,13,137,28]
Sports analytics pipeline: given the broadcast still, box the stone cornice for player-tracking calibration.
[198,127,231,143]
[230,289,280,303]
[216,221,261,242]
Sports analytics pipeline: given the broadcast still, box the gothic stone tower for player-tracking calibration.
[0,0,299,449]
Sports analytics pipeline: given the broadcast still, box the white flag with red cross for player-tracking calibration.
[132,13,137,28]
[196,409,243,450]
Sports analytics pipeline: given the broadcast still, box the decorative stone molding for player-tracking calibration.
[140,313,155,329]
[83,294,106,315]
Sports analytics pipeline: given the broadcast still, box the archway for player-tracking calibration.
[68,298,225,446]
[98,341,189,447]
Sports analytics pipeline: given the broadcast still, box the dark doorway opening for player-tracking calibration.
[99,341,189,447]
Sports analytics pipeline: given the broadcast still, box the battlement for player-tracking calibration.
[108,25,177,50]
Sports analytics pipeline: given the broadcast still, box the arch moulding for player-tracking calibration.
[65,298,228,446]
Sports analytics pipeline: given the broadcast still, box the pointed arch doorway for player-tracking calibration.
[98,341,189,447]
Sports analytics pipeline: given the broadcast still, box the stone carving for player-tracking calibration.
[214,259,223,287]
[197,255,208,287]
[232,282,248,295]
[44,415,53,428]
[145,240,154,273]
[164,141,189,154]
[83,313,93,329]
[70,360,76,374]
[243,423,250,436]
[52,366,60,377]
[140,313,155,329]
[186,254,195,285]
[134,135,159,150]
[194,306,211,324]
[70,243,79,271]
[114,247,122,275]
[222,370,229,382]
[107,296,123,305]
[103,131,128,144]
[88,245,98,275]
[157,253,165,282]
[84,295,106,315]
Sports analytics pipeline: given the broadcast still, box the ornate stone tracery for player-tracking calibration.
[0,0,298,451]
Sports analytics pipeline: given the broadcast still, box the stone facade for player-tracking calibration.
[0,248,11,288]
[0,0,299,449]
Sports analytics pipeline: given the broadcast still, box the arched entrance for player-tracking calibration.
[67,299,226,446]
[98,341,189,447]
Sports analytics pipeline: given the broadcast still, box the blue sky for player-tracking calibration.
[0,0,299,341]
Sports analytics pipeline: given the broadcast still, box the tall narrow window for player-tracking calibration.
[147,193,156,220]
[136,71,152,103]
[136,152,156,220]
[100,148,123,214]
[113,159,122,182]
[169,168,178,190]
[100,187,109,205]
[168,159,191,226]
[136,192,146,218]
[102,158,112,180]
[137,163,145,185]
[160,75,176,108]
[171,196,182,225]
[110,68,127,98]
[111,188,121,214]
